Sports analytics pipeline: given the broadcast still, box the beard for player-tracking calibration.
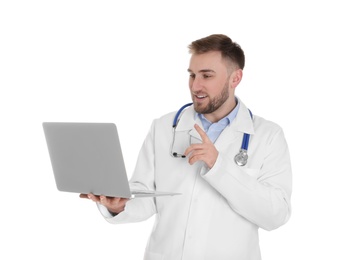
[193,82,230,114]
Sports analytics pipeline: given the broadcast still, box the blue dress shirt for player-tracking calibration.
[198,101,240,143]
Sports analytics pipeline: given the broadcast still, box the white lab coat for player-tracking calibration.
[98,99,292,260]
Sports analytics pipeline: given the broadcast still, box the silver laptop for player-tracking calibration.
[42,122,180,198]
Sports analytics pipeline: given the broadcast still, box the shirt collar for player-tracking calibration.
[196,98,240,131]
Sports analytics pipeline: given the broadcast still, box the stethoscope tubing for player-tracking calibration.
[172,103,193,128]
[242,133,250,150]
[241,109,253,150]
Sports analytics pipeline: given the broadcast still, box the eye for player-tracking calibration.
[203,74,212,79]
[189,73,196,79]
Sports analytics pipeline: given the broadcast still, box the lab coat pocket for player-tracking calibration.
[242,168,260,179]
[144,251,164,260]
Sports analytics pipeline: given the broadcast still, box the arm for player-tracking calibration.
[81,121,158,223]
[202,128,292,231]
[185,124,292,230]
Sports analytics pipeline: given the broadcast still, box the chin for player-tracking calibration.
[194,103,208,114]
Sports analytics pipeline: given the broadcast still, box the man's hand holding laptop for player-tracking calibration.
[80,194,129,214]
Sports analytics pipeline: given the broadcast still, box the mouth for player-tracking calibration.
[194,94,208,100]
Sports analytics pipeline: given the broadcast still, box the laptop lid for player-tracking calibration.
[43,122,133,198]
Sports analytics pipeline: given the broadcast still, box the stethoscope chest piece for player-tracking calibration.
[234,149,248,166]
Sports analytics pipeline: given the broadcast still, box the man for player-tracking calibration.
[82,34,292,260]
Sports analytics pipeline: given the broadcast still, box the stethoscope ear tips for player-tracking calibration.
[173,152,186,158]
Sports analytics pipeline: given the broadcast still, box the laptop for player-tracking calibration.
[42,122,181,198]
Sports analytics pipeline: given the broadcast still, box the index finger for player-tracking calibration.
[194,124,210,143]
[79,193,89,199]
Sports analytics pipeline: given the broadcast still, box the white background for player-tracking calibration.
[1,0,343,259]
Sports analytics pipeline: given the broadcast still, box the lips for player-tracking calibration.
[193,93,208,100]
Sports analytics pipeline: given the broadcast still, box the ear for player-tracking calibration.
[230,69,243,89]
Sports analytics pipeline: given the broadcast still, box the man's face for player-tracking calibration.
[188,51,233,115]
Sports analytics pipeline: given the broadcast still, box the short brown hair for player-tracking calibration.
[188,34,245,69]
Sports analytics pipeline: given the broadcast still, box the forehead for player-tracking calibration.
[189,51,229,72]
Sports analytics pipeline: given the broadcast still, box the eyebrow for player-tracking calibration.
[187,69,216,73]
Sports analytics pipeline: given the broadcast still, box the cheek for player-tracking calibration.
[208,81,222,93]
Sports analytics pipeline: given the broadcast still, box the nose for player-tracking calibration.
[190,76,202,92]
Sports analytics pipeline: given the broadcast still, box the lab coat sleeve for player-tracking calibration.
[201,127,292,231]
[97,121,158,224]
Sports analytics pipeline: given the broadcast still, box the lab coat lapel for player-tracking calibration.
[235,98,255,135]
[213,124,240,150]
[215,99,255,149]
[174,104,203,142]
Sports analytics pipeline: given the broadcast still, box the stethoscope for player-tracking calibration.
[171,103,253,166]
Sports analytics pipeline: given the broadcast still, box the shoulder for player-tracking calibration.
[252,114,287,144]
[154,111,177,125]
[154,104,195,126]
[147,111,178,134]
[253,114,282,131]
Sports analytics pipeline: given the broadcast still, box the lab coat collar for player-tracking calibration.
[175,97,255,136]
[234,98,255,135]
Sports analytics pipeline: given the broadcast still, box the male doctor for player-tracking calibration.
[81,34,292,260]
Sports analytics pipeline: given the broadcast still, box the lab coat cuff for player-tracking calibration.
[199,154,223,176]
[97,202,116,218]
[97,198,156,224]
